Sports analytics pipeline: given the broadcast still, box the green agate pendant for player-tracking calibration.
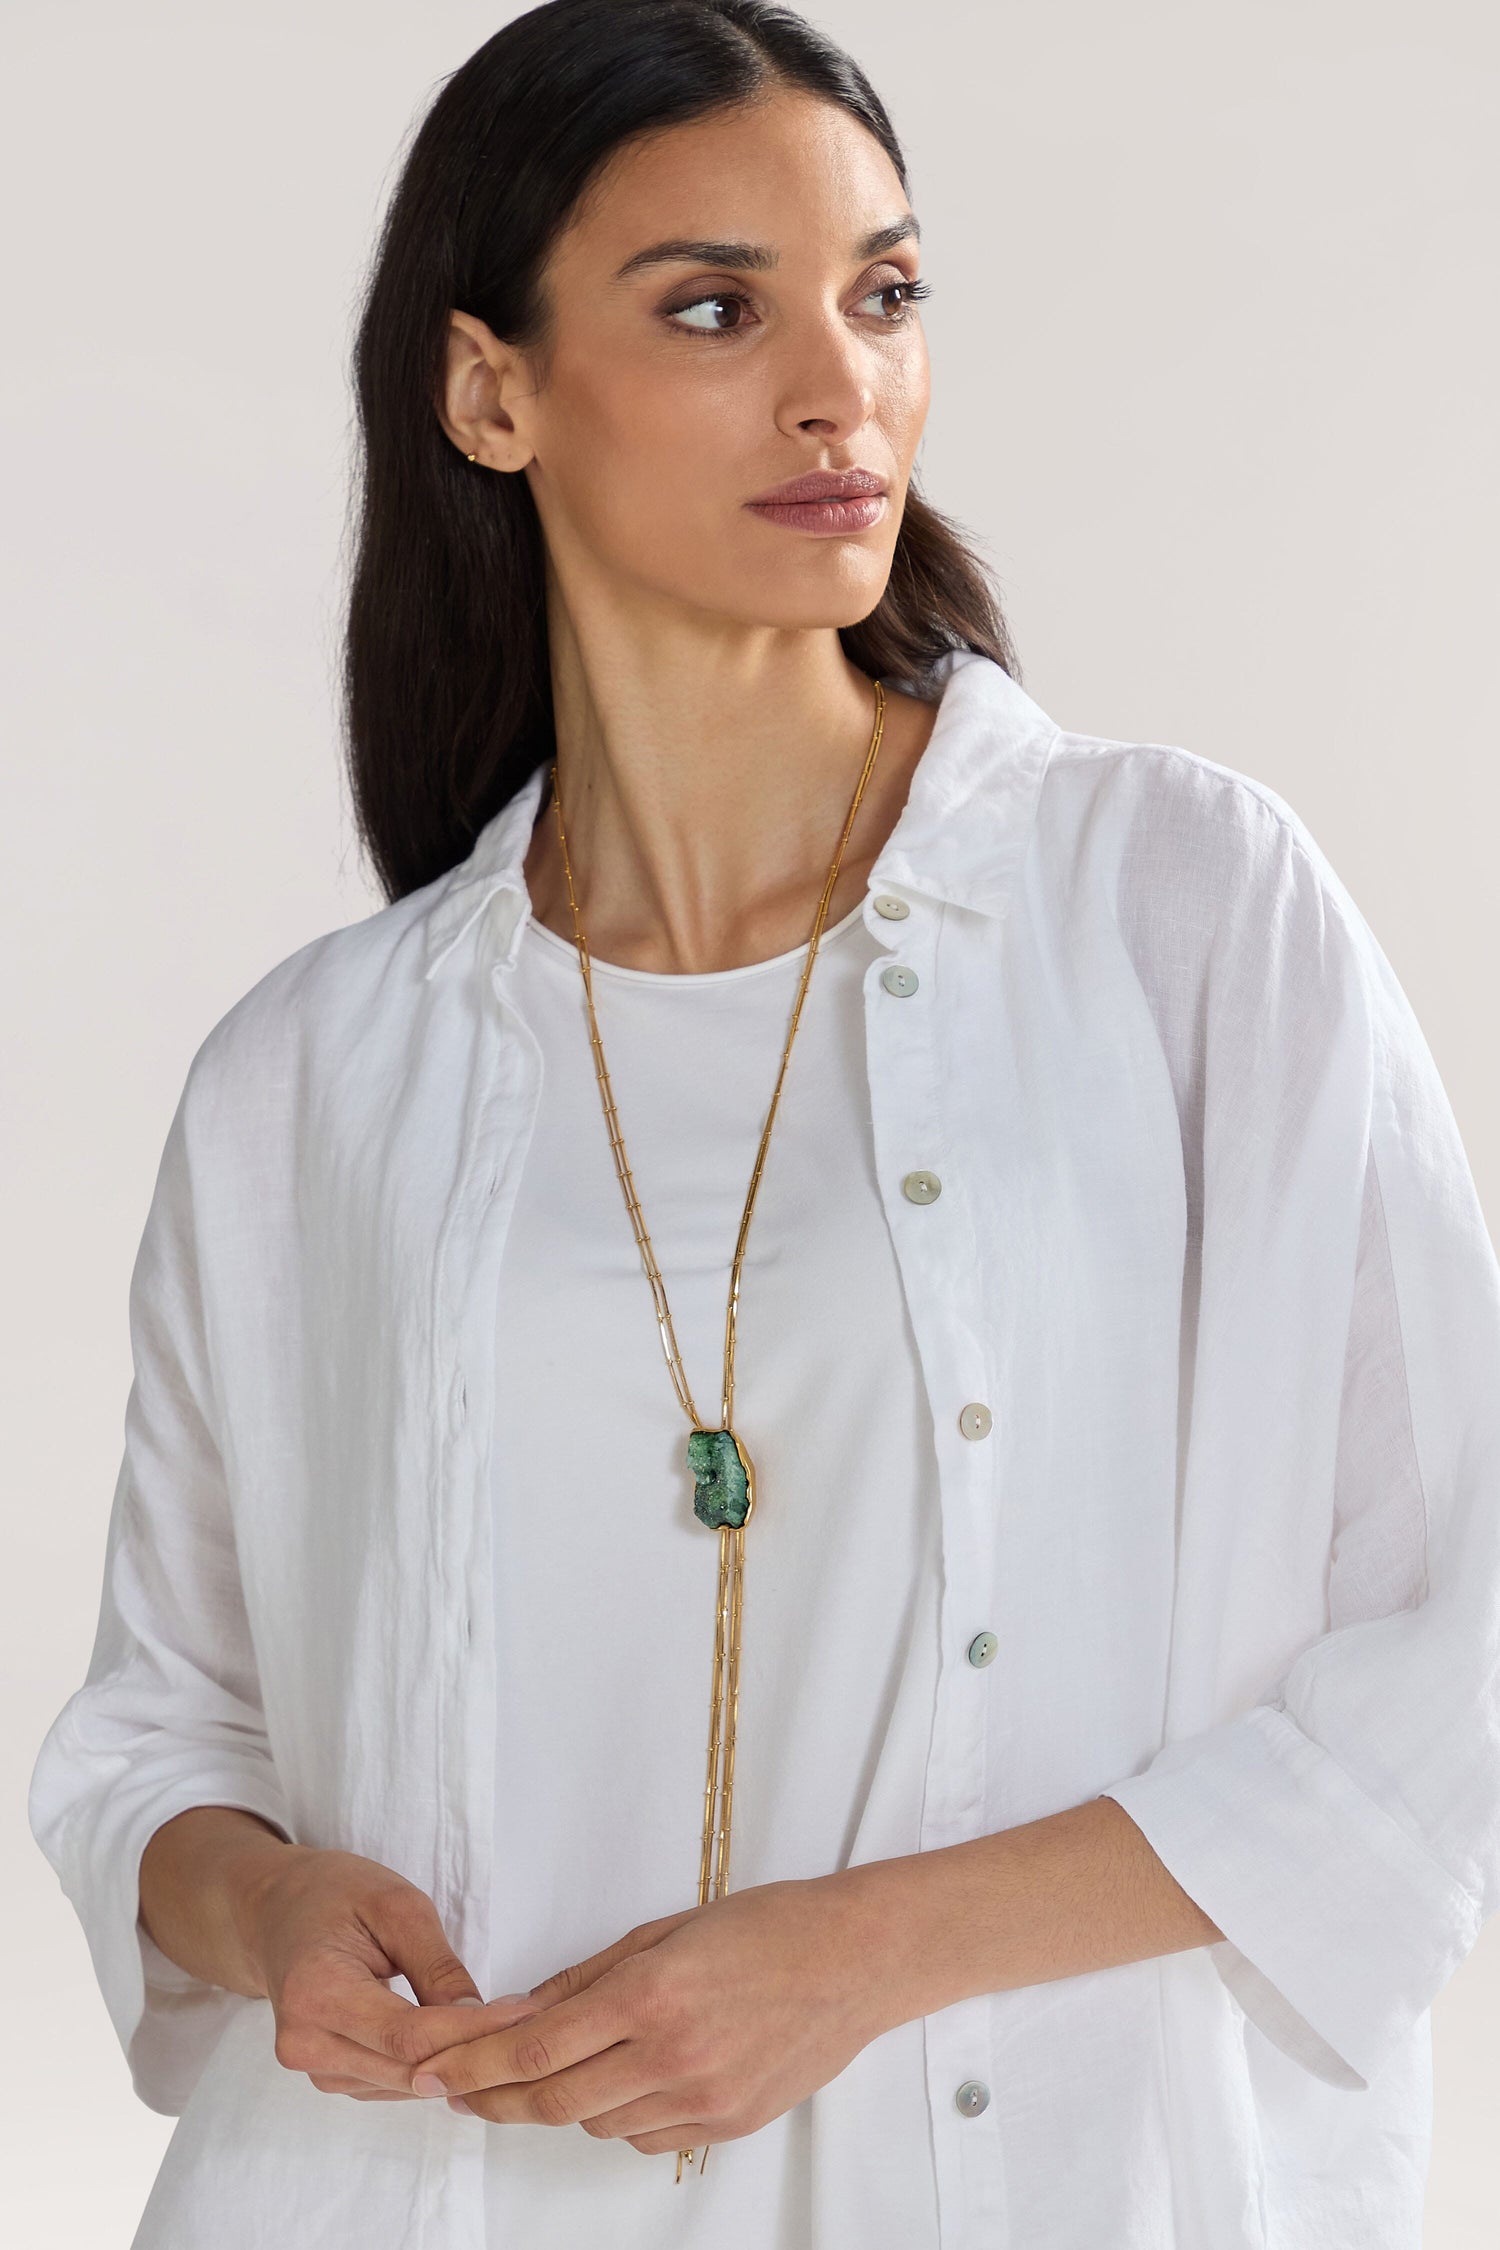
[687,1428,756,1530]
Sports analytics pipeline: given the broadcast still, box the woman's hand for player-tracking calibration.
[238,1844,544,2099]
[405,1870,905,2154]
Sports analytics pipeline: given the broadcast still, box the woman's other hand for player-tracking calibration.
[240,1841,544,2098]
[138,1806,541,2100]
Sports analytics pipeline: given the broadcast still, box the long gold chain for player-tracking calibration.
[546,676,887,2184]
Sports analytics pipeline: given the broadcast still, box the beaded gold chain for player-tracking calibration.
[546,676,887,2183]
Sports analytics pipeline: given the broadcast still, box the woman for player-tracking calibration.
[29,3,1500,2246]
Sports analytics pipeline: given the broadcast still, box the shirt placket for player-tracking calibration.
[861,883,1007,2248]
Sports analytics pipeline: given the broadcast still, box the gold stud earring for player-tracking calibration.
[466,451,477,463]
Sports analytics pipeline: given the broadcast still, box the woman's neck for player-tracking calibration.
[522,620,937,975]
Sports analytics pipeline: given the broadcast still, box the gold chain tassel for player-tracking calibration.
[697,1526,732,1906]
[715,1524,746,1901]
[679,1519,746,2178]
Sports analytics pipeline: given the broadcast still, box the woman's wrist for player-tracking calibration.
[832,1800,1225,2036]
[139,1805,304,2001]
[220,1827,317,1998]
[823,1855,958,2036]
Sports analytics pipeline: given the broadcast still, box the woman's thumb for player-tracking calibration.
[374,1887,484,2008]
[404,1948,483,2007]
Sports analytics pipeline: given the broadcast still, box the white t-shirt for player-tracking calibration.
[486,896,944,2241]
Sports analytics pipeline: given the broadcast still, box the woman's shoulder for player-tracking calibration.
[1042,724,1326,882]
[174,866,464,1139]
[1028,722,1388,1088]
[1034,721,1364,956]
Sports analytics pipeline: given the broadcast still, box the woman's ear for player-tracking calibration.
[435,308,534,471]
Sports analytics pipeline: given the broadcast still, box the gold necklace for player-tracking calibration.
[547,675,887,2184]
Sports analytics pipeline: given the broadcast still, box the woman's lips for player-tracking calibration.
[744,492,887,534]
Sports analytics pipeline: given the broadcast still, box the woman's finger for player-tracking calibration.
[523,1910,698,2009]
[277,1990,542,2095]
[456,2035,666,2128]
[410,1966,644,2104]
[578,2091,717,2139]
[306,2072,421,2100]
[624,2125,718,2156]
[368,1887,491,2012]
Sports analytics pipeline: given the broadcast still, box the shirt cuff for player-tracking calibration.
[1099,1701,1480,2090]
[53,1762,295,2115]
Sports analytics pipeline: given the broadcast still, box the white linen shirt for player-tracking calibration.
[28,648,1500,2248]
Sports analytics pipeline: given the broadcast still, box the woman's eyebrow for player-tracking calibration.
[611,213,920,282]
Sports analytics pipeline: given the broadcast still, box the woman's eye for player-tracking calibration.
[855,278,932,322]
[665,291,752,333]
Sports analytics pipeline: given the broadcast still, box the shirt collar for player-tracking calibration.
[863,647,1058,917]
[421,761,551,980]
[421,648,1058,980]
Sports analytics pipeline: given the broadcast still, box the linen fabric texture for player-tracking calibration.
[28,650,1500,2247]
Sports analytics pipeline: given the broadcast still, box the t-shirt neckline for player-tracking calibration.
[520,894,871,988]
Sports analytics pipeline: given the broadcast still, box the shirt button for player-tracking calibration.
[967,1631,998,1668]
[901,1170,942,1204]
[880,963,920,998]
[872,892,910,919]
[958,1401,992,1440]
[954,2080,991,2117]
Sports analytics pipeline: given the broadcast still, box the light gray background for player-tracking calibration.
[4,2,1496,2239]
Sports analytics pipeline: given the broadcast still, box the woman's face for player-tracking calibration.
[448,88,931,634]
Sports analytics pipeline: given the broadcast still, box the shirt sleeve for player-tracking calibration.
[1101,803,1500,2094]
[27,1062,296,2116]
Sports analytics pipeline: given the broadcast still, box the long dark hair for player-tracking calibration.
[343,0,1020,904]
